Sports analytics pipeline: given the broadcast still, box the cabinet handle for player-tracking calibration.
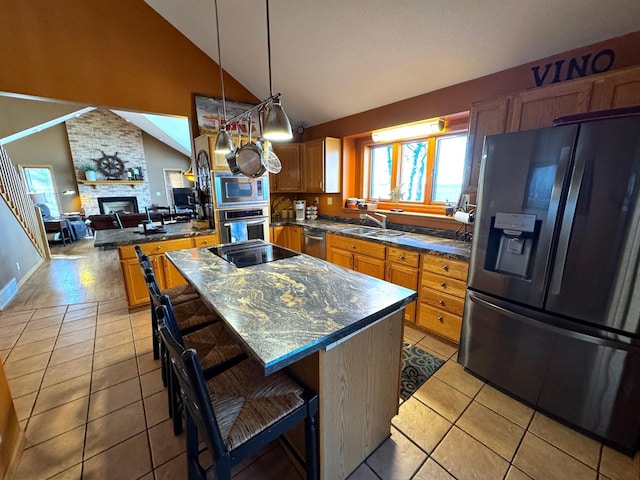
[442,264,448,271]
[351,244,356,249]
[437,315,444,323]
[438,299,445,306]
[440,282,447,288]
[399,254,405,260]
[202,240,209,245]
[155,246,161,251]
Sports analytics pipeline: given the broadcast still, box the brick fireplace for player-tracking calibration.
[65,109,151,215]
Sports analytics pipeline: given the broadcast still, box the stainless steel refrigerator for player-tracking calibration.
[459,114,640,453]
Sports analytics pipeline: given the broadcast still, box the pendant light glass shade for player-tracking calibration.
[183,165,195,182]
[214,127,235,154]
[263,98,293,141]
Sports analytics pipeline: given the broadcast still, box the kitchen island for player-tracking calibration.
[166,243,417,480]
[94,223,219,308]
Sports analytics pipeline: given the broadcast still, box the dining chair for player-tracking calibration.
[157,305,319,480]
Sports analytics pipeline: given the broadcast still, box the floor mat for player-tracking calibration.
[400,342,445,401]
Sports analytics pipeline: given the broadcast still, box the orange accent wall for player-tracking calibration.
[0,0,258,120]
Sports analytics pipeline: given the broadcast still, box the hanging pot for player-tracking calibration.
[233,116,266,178]
[225,122,243,175]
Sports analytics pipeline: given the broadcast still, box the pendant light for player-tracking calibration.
[262,0,293,141]
[213,0,235,154]
[183,165,195,182]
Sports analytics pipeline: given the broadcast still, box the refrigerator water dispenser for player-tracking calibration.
[486,212,538,278]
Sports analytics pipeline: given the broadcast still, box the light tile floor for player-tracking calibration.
[2,303,639,480]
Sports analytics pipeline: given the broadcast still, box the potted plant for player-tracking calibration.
[79,162,97,181]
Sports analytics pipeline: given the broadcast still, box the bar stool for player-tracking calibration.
[157,305,319,480]
[134,245,200,305]
[146,285,246,434]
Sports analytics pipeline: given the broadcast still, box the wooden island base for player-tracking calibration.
[286,310,404,480]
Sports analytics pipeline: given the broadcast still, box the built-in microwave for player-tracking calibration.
[213,171,269,208]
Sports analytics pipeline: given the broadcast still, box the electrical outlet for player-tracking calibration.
[327,197,333,206]
[156,191,161,196]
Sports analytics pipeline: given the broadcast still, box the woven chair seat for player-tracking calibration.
[172,298,220,332]
[183,322,245,371]
[204,358,305,451]
[162,283,199,305]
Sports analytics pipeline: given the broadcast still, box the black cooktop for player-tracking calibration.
[209,240,300,268]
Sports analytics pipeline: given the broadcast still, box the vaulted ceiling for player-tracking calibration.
[145,0,640,128]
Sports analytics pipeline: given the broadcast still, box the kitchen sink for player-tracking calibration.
[341,226,405,237]
[341,227,380,235]
[365,229,405,237]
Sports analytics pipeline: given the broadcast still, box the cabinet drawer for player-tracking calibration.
[417,303,462,343]
[329,235,386,260]
[420,288,465,316]
[388,247,420,268]
[421,272,466,298]
[192,234,219,248]
[422,254,469,282]
[119,238,194,259]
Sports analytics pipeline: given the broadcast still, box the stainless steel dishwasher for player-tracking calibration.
[303,226,326,259]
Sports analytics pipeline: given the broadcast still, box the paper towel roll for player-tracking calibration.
[454,211,474,224]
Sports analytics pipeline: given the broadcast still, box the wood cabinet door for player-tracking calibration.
[590,66,640,110]
[121,258,150,307]
[386,262,419,322]
[463,95,512,192]
[303,139,325,192]
[510,80,593,132]
[162,255,187,288]
[286,225,303,252]
[329,248,353,269]
[271,226,286,247]
[354,254,386,280]
[271,143,303,192]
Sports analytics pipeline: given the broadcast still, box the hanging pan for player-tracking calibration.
[225,122,243,175]
[233,115,266,178]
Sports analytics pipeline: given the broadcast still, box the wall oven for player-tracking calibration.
[213,171,269,208]
[217,206,270,244]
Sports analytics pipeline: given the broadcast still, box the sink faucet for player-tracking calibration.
[360,212,387,229]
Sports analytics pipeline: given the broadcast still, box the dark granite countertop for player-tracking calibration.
[272,219,472,260]
[166,244,417,375]
[93,222,216,248]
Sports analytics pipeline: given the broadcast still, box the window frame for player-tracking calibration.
[20,164,61,218]
[363,131,467,214]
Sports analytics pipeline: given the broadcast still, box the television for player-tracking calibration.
[172,187,194,208]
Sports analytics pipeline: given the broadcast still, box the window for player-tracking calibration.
[367,133,467,210]
[22,166,60,218]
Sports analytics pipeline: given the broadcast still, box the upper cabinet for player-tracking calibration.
[271,143,303,192]
[302,137,341,193]
[509,80,593,132]
[462,96,513,193]
[194,134,229,171]
[590,67,640,110]
[464,65,640,193]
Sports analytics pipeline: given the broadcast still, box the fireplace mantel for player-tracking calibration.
[78,180,144,189]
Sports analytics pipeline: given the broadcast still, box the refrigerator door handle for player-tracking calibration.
[468,292,633,349]
[549,146,588,295]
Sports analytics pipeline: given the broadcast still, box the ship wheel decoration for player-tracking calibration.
[95,151,128,179]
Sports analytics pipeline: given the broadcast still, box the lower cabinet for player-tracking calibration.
[119,235,218,308]
[326,233,386,279]
[417,254,469,343]
[270,225,302,252]
[386,247,420,323]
